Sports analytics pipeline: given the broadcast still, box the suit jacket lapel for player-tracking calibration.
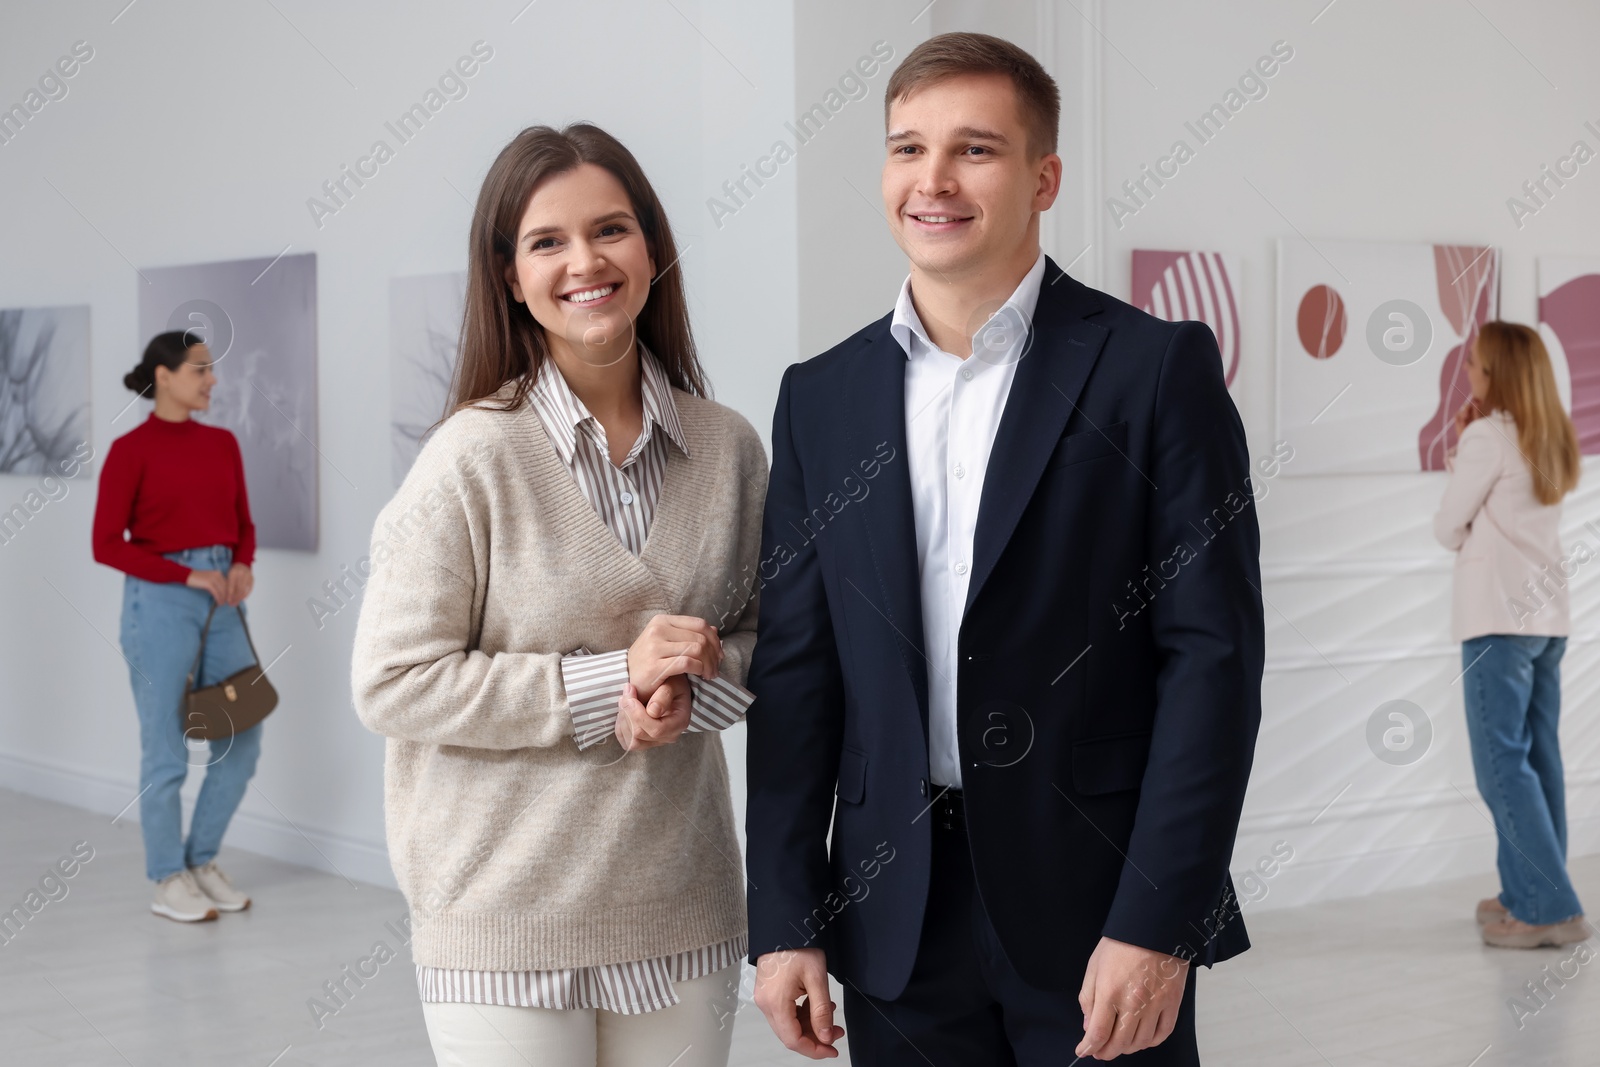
[965,259,1109,617]
[846,314,931,734]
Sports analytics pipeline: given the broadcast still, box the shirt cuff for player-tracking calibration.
[562,647,631,750]
[687,674,755,732]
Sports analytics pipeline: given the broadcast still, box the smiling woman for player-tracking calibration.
[93,329,263,924]
[449,124,706,416]
[351,122,768,1067]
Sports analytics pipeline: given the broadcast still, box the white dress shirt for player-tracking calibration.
[891,251,1046,788]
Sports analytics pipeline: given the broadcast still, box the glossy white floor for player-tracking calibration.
[2,785,1596,1066]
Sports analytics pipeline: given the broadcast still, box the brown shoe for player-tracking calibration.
[1481,914,1592,949]
[1476,897,1509,925]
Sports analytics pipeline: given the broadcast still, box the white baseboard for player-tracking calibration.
[0,748,398,891]
[5,747,1592,914]
[1241,814,1600,913]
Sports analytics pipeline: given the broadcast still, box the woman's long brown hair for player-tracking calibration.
[437,123,708,427]
[1476,320,1580,505]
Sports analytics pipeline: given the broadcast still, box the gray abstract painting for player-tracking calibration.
[136,253,320,551]
[0,306,90,476]
[389,270,465,486]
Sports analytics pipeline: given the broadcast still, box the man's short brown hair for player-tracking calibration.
[885,32,1060,157]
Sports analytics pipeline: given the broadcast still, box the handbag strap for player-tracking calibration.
[186,601,264,690]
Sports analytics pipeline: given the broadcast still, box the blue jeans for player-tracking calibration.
[119,544,264,882]
[1461,634,1584,925]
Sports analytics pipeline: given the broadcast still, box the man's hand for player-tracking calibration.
[614,674,691,751]
[1076,936,1189,1060]
[752,948,844,1059]
[627,613,722,696]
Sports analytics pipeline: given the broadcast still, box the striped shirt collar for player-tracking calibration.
[529,345,689,466]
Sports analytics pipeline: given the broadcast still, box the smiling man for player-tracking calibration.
[746,32,1265,1065]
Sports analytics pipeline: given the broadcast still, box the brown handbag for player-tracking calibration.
[182,602,279,741]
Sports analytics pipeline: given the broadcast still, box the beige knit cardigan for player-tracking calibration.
[351,377,767,972]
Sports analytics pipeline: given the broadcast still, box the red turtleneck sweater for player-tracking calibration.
[92,413,257,584]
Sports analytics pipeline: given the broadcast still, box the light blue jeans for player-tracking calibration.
[119,544,263,882]
[1461,634,1584,925]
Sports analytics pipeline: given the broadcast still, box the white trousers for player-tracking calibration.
[420,964,741,1067]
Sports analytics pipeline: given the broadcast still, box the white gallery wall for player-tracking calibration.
[2,0,1598,916]
[0,0,798,887]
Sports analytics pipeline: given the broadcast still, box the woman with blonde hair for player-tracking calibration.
[1434,320,1588,948]
[351,123,765,1065]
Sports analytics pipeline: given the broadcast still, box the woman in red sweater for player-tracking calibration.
[93,329,263,923]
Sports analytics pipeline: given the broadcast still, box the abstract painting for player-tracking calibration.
[1132,250,1241,390]
[390,270,465,485]
[137,253,320,550]
[0,305,90,476]
[1538,257,1600,453]
[1276,240,1499,474]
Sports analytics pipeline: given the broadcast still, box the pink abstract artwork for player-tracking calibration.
[1132,250,1240,389]
[1539,259,1600,454]
[1418,245,1499,471]
[1295,284,1347,360]
[1277,239,1500,474]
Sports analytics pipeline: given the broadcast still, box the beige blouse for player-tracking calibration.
[1433,410,1570,641]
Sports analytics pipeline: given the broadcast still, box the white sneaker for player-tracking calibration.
[151,869,219,923]
[190,861,251,912]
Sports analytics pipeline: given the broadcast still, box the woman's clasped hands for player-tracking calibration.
[615,614,723,752]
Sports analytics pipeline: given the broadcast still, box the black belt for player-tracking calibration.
[929,786,965,831]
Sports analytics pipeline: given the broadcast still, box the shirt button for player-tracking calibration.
[618,491,635,505]
[961,367,975,381]
[953,463,965,479]
[954,561,969,575]
[919,779,928,797]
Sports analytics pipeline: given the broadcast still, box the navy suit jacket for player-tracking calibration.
[745,257,1265,1000]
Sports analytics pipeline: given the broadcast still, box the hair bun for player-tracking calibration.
[123,367,150,394]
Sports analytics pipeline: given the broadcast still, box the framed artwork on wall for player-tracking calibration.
[1132,249,1241,392]
[0,305,90,476]
[1538,257,1600,454]
[389,270,465,486]
[137,253,320,550]
[1276,239,1498,474]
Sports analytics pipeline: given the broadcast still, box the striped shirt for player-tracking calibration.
[415,347,751,1012]
[416,938,745,1013]
[532,346,754,749]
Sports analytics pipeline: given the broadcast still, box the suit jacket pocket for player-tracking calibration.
[837,746,868,804]
[1048,421,1129,470]
[1071,730,1151,795]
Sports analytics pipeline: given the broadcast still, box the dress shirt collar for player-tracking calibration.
[889,249,1047,361]
[529,344,690,466]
